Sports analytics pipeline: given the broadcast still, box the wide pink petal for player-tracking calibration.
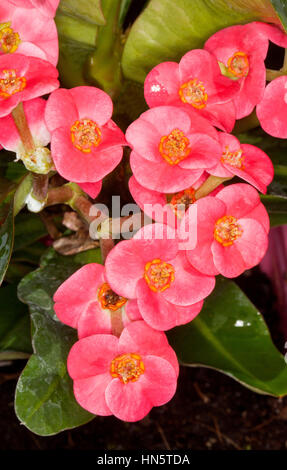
[105,356,177,421]
[67,334,118,379]
[144,61,180,108]
[215,183,260,218]
[136,278,203,331]
[161,252,215,305]
[118,320,179,375]
[233,218,268,268]
[51,127,123,182]
[178,133,221,169]
[130,151,203,192]
[69,86,113,126]
[124,300,142,321]
[77,302,113,338]
[73,374,112,416]
[211,240,246,278]
[45,88,78,131]
[257,76,287,138]
[125,116,162,163]
[77,181,102,199]
[53,263,105,328]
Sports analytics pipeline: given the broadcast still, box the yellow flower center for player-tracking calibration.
[221,146,244,169]
[98,282,127,311]
[70,119,102,153]
[159,128,190,165]
[0,69,26,99]
[144,258,175,292]
[169,188,196,217]
[214,215,243,246]
[0,24,21,53]
[178,79,208,109]
[227,51,249,78]
[110,353,145,384]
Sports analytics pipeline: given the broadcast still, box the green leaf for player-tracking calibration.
[14,213,47,252]
[122,0,287,83]
[261,194,287,226]
[0,201,14,286]
[0,284,32,354]
[168,278,287,396]
[15,249,94,436]
[58,0,106,25]
[13,173,33,216]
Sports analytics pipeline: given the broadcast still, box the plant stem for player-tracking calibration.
[195,175,233,200]
[32,174,49,202]
[11,102,35,154]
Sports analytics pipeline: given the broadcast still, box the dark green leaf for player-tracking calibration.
[122,0,286,83]
[168,278,287,396]
[261,194,287,226]
[14,213,47,252]
[15,249,94,436]
[0,284,31,354]
[0,202,14,286]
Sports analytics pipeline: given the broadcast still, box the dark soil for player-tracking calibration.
[1,362,287,451]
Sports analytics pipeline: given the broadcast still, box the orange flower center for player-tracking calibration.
[159,128,191,165]
[110,353,145,384]
[0,69,26,99]
[70,119,102,153]
[178,79,208,109]
[221,146,244,169]
[169,188,196,217]
[227,51,249,78]
[98,282,127,311]
[144,258,175,292]
[214,215,243,246]
[0,25,21,53]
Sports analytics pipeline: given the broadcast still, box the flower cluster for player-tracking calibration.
[0,3,284,423]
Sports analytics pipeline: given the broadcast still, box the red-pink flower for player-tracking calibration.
[105,224,215,331]
[126,106,221,193]
[45,87,126,186]
[184,183,270,278]
[67,321,179,421]
[54,263,141,339]
[0,97,49,151]
[0,54,59,117]
[129,173,222,228]
[208,132,274,193]
[144,49,240,131]
[8,0,60,18]
[204,22,287,119]
[256,76,287,138]
[0,2,58,65]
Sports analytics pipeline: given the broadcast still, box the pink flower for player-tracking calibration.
[0,2,58,65]
[0,53,59,117]
[208,132,274,193]
[54,263,141,339]
[184,183,270,278]
[8,0,60,18]
[45,87,126,186]
[105,224,215,330]
[0,97,49,151]
[129,173,222,228]
[204,22,287,119]
[256,76,287,138]
[144,49,240,131]
[67,321,179,421]
[126,106,221,193]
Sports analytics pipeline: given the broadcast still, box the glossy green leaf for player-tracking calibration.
[58,0,105,25]
[261,194,287,226]
[0,284,31,355]
[168,278,287,396]
[0,201,14,286]
[122,0,287,83]
[14,213,47,252]
[15,249,94,436]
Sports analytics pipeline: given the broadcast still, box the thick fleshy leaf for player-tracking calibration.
[122,0,287,83]
[15,249,96,436]
[0,201,14,286]
[0,283,31,357]
[58,0,106,25]
[168,278,287,396]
